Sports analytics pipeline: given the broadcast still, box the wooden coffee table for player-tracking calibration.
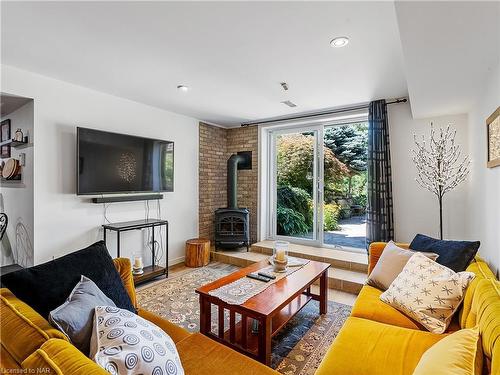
[195,259,330,365]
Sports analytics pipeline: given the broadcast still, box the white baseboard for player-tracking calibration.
[168,256,185,267]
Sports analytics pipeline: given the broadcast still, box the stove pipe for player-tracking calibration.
[227,154,245,209]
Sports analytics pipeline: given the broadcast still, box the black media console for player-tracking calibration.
[102,219,168,285]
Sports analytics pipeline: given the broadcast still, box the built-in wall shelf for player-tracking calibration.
[0,139,32,149]
[0,177,25,188]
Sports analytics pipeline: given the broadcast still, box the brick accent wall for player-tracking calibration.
[199,123,227,242]
[227,126,259,244]
[199,122,258,246]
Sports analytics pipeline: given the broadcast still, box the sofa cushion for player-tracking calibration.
[462,278,500,375]
[413,327,482,375]
[1,344,22,371]
[0,288,68,364]
[137,308,191,344]
[351,285,424,330]
[460,257,497,328]
[22,338,108,375]
[314,317,446,375]
[1,241,135,318]
[175,332,279,375]
[410,234,480,272]
[113,258,137,309]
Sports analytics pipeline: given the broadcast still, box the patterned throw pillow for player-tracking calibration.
[90,306,184,375]
[380,253,475,333]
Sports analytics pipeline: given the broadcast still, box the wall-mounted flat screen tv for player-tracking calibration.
[77,127,174,195]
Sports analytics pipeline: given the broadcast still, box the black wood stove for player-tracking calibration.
[214,152,251,251]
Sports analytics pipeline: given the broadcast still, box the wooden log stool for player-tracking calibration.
[185,238,210,267]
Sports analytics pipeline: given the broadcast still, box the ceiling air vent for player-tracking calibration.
[281,100,297,108]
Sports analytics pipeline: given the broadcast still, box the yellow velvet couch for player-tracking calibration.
[0,258,279,375]
[315,242,500,375]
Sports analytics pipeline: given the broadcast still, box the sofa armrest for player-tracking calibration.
[22,339,108,375]
[113,258,137,309]
[368,242,409,275]
[137,308,191,344]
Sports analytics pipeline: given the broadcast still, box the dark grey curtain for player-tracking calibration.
[366,99,394,248]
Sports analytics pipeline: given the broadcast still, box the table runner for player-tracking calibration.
[208,258,310,305]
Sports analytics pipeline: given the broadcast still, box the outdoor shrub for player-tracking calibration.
[352,194,367,208]
[277,185,313,227]
[277,134,349,193]
[324,203,341,231]
[339,207,352,219]
[276,206,309,236]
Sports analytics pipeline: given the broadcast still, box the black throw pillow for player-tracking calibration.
[409,234,480,272]
[1,241,135,318]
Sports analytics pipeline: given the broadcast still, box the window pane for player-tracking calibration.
[276,131,315,239]
[323,122,368,250]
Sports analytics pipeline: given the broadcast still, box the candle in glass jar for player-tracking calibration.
[275,249,285,262]
[133,256,143,269]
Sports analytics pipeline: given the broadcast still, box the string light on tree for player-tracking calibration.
[412,123,470,239]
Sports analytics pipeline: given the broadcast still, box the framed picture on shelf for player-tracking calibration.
[487,106,500,168]
[1,119,11,158]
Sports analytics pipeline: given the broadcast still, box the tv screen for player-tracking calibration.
[77,127,174,195]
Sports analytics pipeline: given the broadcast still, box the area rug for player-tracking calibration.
[136,262,351,375]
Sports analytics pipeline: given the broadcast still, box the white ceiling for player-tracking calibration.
[1,1,407,126]
[1,2,497,126]
[395,1,500,119]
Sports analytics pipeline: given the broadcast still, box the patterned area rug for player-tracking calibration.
[136,262,351,375]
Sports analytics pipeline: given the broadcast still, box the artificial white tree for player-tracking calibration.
[412,124,470,239]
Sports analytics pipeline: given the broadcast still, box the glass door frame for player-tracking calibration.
[267,124,324,247]
[264,113,369,251]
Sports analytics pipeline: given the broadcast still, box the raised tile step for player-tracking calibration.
[211,249,366,295]
[251,240,368,273]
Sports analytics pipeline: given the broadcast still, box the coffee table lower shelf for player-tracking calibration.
[219,293,313,356]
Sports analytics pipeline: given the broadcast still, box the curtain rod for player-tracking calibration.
[240,98,407,127]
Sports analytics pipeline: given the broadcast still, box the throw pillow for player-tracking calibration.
[49,275,116,355]
[412,327,482,375]
[0,240,135,318]
[90,306,184,375]
[380,252,475,333]
[410,234,480,272]
[367,241,439,291]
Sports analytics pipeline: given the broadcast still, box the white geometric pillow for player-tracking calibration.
[380,252,475,334]
[90,306,184,375]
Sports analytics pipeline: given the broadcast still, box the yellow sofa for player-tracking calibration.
[0,258,279,375]
[316,242,500,375]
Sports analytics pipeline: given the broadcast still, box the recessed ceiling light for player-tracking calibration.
[177,85,189,92]
[330,36,349,48]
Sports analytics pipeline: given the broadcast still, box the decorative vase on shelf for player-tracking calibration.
[14,129,23,142]
[272,240,289,272]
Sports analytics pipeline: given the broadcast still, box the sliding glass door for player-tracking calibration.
[268,120,368,252]
[269,126,323,245]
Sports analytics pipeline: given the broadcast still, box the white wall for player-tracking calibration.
[1,65,199,266]
[466,61,500,275]
[0,100,34,267]
[389,102,469,243]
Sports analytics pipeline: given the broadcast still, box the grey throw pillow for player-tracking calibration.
[366,241,439,290]
[49,275,116,355]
